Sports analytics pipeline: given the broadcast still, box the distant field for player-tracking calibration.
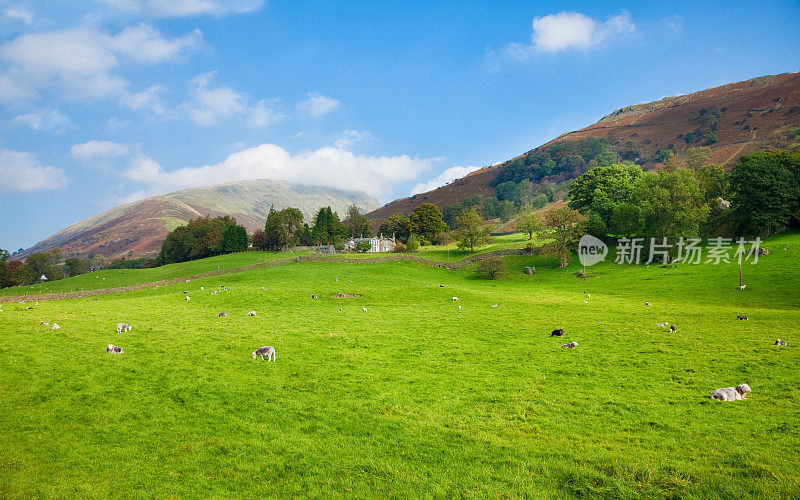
[1,232,798,497]
[0,250,309,297]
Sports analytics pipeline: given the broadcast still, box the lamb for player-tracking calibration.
[775,339,787,346]
[106,344,124,354]
[52,324,59,330]
[490,304,498,308]
[218,312,227,317]
[116,323,132,333]
[645,302,652,306]
[452,297,459,301]
[670,324,677,333]
[737,315,748,320]
[739,285,746,290]
[248,311,256,316]
[362,307,367,312]
[252,346,275,361]
[657,322,669,327]
[550,329,564,337]
[710,384,751,401]
[561,342,578,349]
[458,305,462,310]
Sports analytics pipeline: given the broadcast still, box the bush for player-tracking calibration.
[393,241,405,253]
[355,241,371,253]
[433,232,451,246]
[524,241,538,254]
[475,256,506,279]
[405,235,421,253]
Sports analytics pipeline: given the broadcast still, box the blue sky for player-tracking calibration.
[0,0,798,251]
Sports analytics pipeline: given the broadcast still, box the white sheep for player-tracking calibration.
[561,342,578,349]
[452,297,459,301]
[645,302,652,306]
[116,323,132,333]
[52,324,59,330]
[657,322,669,327]
[252,346,275,361]
[186,296,190,301]
[775,339,787,346]
[40,321,49,326]
[248,311,256,316]
[490,304,498,308]
[362,307,367,312]
[106,344,124,354]
[739,285,746,290]
[710,384,750,401]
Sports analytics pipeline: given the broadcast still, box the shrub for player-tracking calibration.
[392,241,405,253]
[405,235,421,253]
[475,256,506,279]
[355,241,371,253]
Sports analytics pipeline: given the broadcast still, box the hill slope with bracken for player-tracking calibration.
[368,72,800,223]
[17,180,378,260]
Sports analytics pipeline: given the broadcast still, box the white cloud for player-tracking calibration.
[70,140,130,163]
[505,10,636,58]
[1,6,35,25]
[334,129,374,149]
[297,92,341,118]
[248,99,283,127]
[0,149,66,192]
[98,0,264,18]
[182,71,244,125]
[122,143,437,199]
[8,109,71,132]
[120,85,168,115]
[410,165,481,196]
[0,25,202,104]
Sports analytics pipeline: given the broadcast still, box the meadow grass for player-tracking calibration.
[0,232,798,498]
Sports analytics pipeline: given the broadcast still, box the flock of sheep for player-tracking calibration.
[12,269,790,405]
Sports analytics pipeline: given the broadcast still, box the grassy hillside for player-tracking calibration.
[0,232,798,497]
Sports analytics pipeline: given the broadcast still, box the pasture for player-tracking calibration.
[1,232,799,498]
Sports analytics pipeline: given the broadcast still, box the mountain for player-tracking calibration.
[367,71,800,224]
[17,180,379,260]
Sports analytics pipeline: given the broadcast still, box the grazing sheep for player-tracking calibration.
[182,291,188,294]
[775,339,787,346]
[362,307,367,312]
[710,384,751,401]
[561,342,578,349]
[348,280,353,283]
[657,322,669,327]
[739,285,746,290]
[252,346,275,361]
[116,323,132,333]
[186,296,190,301]
[583,300,588,304]
[490,304,498,308]
[106,344,124,354]
[670,325,677,333]
[337,308,342,312]
[310,294,317,299]
[52,324,59,330]
[551,329,565,337]
[200,287,204,290]
[335,278,338,282]
[736,315,748,320]
[40,321,49,326]
[248,311,256,316]
[645,302,652,306]
[452,297,459,301]
[587,294,591,298]
[218,312,227,317]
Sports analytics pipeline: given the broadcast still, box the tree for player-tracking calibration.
[355,241,371,253]
[517,210,542,240]
[609,202,644,237]
[730,151,800,235]
[25,252,60,282]
[408,203,448,242]
[454,209,492,252]
[695,164,729,204]
[63,258,90,277]
[0,248,9,262]
[343,204,373,238]
[379,213,411,242]
[264,207,305,250]
[684,146,711,170]
[405,234,421,253]
[475,256,506,279]
[252,230,268,250]
[220,224,248,253]
[311,207,346,245]
[633,169,710,244]
[568,164,643,224]
[539,206,586,268]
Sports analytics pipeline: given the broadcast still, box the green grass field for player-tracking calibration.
[1,232,798,498]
